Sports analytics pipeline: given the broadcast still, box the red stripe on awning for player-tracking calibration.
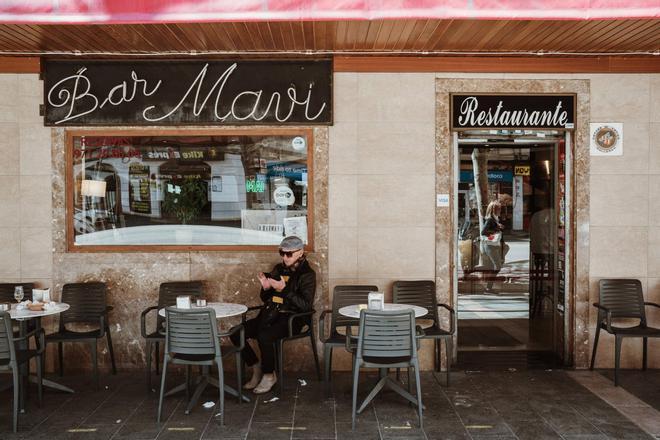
[0,0,658,24]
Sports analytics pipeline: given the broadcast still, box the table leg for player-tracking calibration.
[33,318,75,395]
[18,320,28,412]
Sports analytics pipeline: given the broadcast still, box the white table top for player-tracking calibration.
[158,302,247,319]
[338,303,428,319]
[8,302,70,320]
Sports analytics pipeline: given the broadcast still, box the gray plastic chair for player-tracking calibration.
[319,285,378,383]
[0,311,45,433]
[347,309,423,431]
[393,280,455,385]
[141,281,204,392]
[44,282,116,389]
[590,279,660,386]
[158,307,242,425]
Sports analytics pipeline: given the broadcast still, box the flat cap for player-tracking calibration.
[279,236,304,251]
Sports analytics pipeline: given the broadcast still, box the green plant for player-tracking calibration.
[162,177,207,224]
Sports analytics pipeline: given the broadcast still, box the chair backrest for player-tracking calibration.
[0,311,16,363]
[0,283,34,303]
[331,285,379,333]
[392,280,437,322]
[60,282,108,326]
[357,309,417,360]
[598,279,646,324]
[157,281,204,328]
[164,307,220,357]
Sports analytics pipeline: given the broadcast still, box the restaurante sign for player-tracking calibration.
[42,60,332,126]
[451,94,575,130]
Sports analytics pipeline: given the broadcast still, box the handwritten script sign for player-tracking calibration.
[43,60,332,126]
[451,94,575,130]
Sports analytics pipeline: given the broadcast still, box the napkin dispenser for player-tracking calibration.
[176,295,192,309]
[0,303,10,311]
[367,292,384,311]
[33,288,50,303]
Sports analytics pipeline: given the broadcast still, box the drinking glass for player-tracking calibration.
[14,286,24,303]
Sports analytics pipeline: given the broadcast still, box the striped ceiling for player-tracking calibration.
[0,19,658,56]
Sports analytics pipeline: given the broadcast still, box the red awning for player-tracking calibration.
[0,0,658,24]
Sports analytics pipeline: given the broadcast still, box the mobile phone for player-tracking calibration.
[265,272,281,281]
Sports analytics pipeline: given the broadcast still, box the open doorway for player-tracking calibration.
[454,129,570,369]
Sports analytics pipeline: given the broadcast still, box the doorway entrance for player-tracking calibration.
[454,129,571,369]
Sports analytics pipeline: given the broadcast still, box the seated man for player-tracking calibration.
[230,236,316,394]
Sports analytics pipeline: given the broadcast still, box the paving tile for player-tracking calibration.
[595,420,656,439]
[247,421,299,439]
[202,417,250,439]
[507,420,563,439]
[157,421,208,440]
[112,423,162,439]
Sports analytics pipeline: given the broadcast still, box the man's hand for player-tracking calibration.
[257,272,271,290]
[270,277,286,292]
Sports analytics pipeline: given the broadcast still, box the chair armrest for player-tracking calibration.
[318,309,332,342]
[438,303,456,334]
[644,302,660,309]
[344,325,358,354]
[219,324,244,351]
[593,303,613,333]
[287,310,315,337]
[13,327,46,354]
[140,305,160,338]
[242,305,264,323]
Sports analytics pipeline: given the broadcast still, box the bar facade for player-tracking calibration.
[0,60,658,372]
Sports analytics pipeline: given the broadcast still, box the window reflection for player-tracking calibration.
[71,134,310,247]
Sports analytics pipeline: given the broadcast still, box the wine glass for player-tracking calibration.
[14,286,24,303]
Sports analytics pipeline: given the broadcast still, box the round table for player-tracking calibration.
[8,301,74,400]
[338,303,428,319]
[9,302,70,320]
[158,302,247,318]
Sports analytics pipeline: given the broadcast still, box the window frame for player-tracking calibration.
[65,128,315,252]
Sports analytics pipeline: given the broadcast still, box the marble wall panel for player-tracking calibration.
[0,175,20,227]
[329,174,358,227]
[590,174,648,227]
[590,74,651,123]
[357,174,435,228]
[0,123,20,175]
[0,227,21,278]
[590,226,647,278]
[328,122,358,175]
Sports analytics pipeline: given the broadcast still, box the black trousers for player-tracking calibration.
[230,314,302,374]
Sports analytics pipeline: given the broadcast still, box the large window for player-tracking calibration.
[66,130,313,251]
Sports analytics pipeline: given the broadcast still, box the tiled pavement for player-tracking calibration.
[0,368,658,439]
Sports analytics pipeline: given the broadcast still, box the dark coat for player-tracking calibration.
[260,258,316,314]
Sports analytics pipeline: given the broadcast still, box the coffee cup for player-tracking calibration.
[196,298,207,307]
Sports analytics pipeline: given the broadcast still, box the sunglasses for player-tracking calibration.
[279,249,300,257]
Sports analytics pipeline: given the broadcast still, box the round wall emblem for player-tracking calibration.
[273,186,295,206]
[291,136,306,151]
[592,125,620,153]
